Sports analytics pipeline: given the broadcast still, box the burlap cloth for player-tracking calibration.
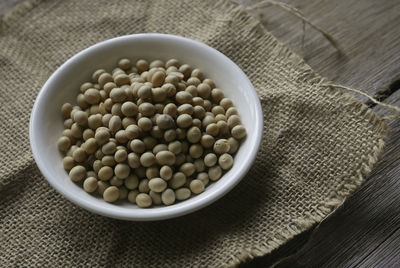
[0,0,389,267]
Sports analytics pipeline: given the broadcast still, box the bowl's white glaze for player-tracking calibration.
[29,34,263,221]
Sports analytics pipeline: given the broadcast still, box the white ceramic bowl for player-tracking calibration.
[30,33,263,221]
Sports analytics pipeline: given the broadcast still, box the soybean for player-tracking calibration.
[161,189,175,205]
[103,186,120,202]
[190,180,205,194]
[175,188,191,201]
[83,177,98,193]
[69,165,86,182]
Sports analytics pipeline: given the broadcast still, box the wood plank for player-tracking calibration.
[356,228,400,268]
[244,0,400,99]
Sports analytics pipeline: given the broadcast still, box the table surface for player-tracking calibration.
[2,1,400,267]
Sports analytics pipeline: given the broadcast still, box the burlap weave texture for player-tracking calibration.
[0,0,388,267]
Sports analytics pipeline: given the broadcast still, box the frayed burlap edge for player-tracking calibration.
[1,1,389,267]
[214,3,389,267]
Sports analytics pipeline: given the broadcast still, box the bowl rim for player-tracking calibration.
[29,33,263,221]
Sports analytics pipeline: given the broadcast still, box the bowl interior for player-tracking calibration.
[30,34,262,220]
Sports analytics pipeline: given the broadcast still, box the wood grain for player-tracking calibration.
[357,228,400,268]
[241,0,400,267]
[244,0,400,99]
[2,0,400,267]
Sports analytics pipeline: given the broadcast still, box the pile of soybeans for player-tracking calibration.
[57,58,246,207]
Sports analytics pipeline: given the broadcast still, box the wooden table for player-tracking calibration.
[2,1,399,267]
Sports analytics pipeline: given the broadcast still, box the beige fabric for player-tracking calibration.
[0,0,388,267]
